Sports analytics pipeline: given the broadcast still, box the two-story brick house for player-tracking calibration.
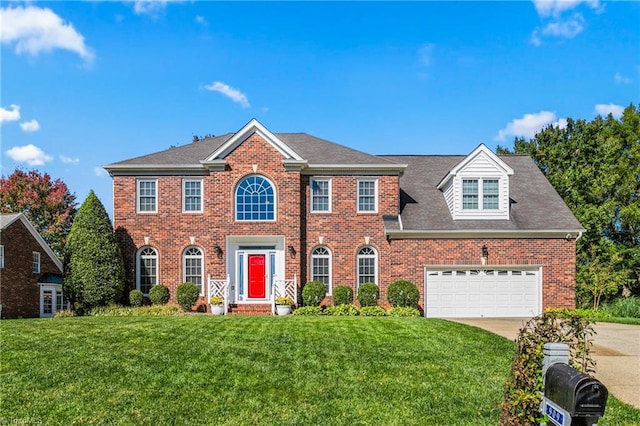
[104,119,584,317]
[0,213,65,319]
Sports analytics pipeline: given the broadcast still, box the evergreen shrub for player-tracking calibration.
[129,289,144,307]
[357,282,379,307]
[302,281,327,306]
[387,280,420,308]
[176,282,199,311]
[333,285,353,306]
[149,284,170,305]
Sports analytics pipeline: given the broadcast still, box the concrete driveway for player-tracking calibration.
[449,318,640,409]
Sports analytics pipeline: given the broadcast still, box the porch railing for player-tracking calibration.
[207,274,230,315]
[271,275,298,315]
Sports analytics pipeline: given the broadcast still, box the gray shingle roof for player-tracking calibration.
[379,154,584,232]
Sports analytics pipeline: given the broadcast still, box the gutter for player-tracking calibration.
[385,229,587,240]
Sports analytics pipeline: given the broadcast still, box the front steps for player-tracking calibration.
[226,303,273,315]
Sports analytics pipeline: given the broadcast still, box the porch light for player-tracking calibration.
[214,245,223,255]
[288,245,296,256]
[481,245,489,258]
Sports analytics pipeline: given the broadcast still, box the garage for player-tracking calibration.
[424,269,541,318]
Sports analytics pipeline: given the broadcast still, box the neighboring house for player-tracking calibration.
[104,119,584,318]
[0,213,65,319]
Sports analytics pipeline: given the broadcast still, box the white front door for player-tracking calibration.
[40,284,64,318]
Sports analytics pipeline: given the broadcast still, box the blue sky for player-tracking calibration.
[1,1,638,217]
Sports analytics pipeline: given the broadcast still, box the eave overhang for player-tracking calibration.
[385,229,585,240]
[104,164,208,176]
[301,163,407,176]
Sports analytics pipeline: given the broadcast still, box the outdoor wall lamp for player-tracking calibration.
[214,245,223,256]
[288,245,296,256]
[482,245,489,258]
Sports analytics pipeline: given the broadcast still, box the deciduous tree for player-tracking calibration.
[0,169,76,255]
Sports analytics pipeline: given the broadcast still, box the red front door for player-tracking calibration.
[248,254,266,298]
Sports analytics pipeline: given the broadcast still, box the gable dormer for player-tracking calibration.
[437,144,513,220]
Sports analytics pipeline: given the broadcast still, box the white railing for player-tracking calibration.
[272,275,297,315]
[207,274,230,315]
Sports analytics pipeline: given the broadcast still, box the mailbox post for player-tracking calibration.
[540,343,608,426]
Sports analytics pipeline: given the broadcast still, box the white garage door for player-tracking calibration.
[425,269,541,318]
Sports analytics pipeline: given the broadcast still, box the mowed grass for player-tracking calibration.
[1,316,637,425]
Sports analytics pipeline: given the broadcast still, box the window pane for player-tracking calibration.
[483,179,499,209]
[236,176,275,220]
[32,252,40,274]
[311,179,330,212]
[462,179,478,209]
[139,248,158,294]
[138,180,156,212]
[357,247,376,285]
[184,247,203,294]
[358,180,376,212]
[311,247,331,293]
[43,290,53,314]
[184,180,202,212]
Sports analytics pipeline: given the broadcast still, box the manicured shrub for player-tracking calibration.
[149,284,170,305]
[333,285,353,306]
[176,282,199,311]
[387,280,420,308]
[302,281,327,306]
[325,304,359,316]
[88,305,182,317]
[359,306,387,316]
[388,307,420,317]
[357,282,379,307]
[292,306,324,316]
[500,312,595,425]
[129,289,144,307]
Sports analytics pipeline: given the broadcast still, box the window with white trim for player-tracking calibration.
[310,178,331,213]
[236,175,275,221]
[138,247,158,295]
[310,246,331,294]
[183,179,202,213]
[357,246,377,286]
[0,245,4,268]
[357,179,377,213]
[462,179,500,210]
[32,252,41,274]
[137,179,157,213]
[183,247,204,295]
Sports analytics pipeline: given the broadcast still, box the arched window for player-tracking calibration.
[236,175,275,221]
[310,246,331,295]
[357,246,377,286]
[183,247,204,295]
[138,247,158,295]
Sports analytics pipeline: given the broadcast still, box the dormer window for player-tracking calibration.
[462,179,500,210]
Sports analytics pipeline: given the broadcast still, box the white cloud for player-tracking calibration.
[0,104,21,124]
[495,111,566,141]
[133,0,172,16]
[418,43,435,67]
[60,155,80,165]
[204,81,250,109]
[0,5,94,62]
[94,167,108,177]
[5,144,53,166]
[614,72,632,84]
[19,119,40,132]
[532,0,600,18]
[541,15,584,38]
[195,15,208,26]
[594,103,624,118]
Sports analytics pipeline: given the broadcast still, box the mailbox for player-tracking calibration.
[544,363,608,425]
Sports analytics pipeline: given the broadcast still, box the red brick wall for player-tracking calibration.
[113,133,576,312]
[0,220,62,319]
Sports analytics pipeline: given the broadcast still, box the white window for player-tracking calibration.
[40,285,65,318]
[138,247,158,295]
[357,179,378,213]
[235,175,275,221]
[32,252,41,274]
[183,179,203,213]
[357,246,377,286]
[310,246,331,294]
[0,245,4,268]
[137,179,157,213]
[462,179,500,210]
[183,247,204,295]
[310,178,331,213]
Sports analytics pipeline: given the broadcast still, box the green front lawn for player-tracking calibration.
[1,316,637,425]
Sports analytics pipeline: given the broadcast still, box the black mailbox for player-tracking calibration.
[545,363,608,418]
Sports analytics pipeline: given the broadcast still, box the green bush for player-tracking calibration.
[54,310,75,318]
[357,282,379,307]
[292,306,324,316]
[333,285,354,306]
[387,280,420,308]
[149,284,170,305]
[388,307,420,317]
[88,305,182,317]
[129,289,144,307]
[325,304,359,316]
[302,281,327,306]
[545,307,612,319]
[601,296,640,318]
[359,306,387,316]
[500,312,596,425]
[176,282,199,311]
